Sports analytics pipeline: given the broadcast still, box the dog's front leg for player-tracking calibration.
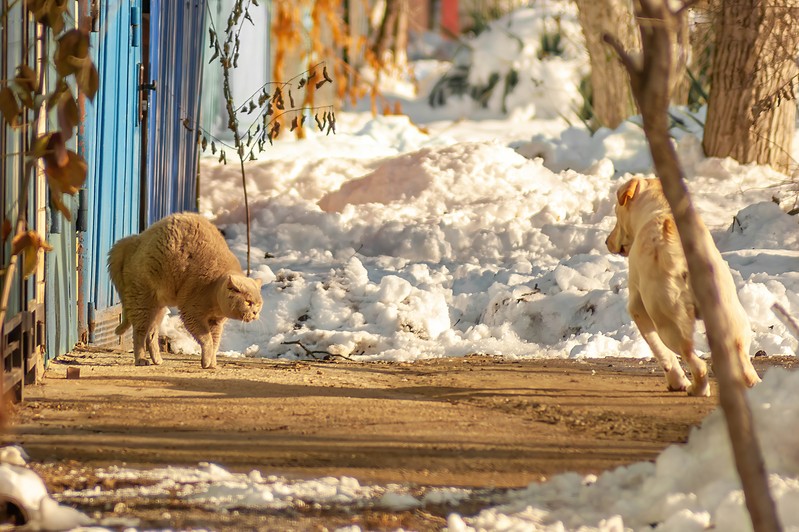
[629,299,691,392]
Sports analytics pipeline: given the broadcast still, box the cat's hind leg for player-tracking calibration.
[126,288,160,366]
[181,312,217,369]
[145,307,167,365]
[131,326,149,366]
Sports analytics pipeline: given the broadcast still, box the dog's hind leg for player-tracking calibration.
[629,298,691,392]
[680,345,709,397]
[654,316,710,397]
[736,335,761,387]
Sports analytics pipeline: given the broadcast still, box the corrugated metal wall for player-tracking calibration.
[45,2,79,361]
[145,0,207,224]
[81,0,143,344]
[2,2,47,398]
[1,3,31,319]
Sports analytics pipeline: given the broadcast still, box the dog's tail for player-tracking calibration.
[108,235,140,335]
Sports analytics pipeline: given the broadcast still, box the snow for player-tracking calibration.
[7,1,799,530]
[0,451,93,530]
[184,110,799,362]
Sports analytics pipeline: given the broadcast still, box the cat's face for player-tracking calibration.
[222,274,263,322]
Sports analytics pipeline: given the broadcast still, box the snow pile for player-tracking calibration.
[178,111,799,363]
[0,446,92,530]
[449,367,799,531]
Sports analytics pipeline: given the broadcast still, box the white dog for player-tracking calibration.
[606,177,761,396]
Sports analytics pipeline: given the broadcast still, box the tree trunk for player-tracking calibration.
[669,8,690,105]
[575,0,638,129]
[393,0,409,70]
[703,0,799,175]
[687,0,718,107]
[371,0,409,71]
[604,1,781,530]
[372,0,400,64]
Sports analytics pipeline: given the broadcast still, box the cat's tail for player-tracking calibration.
[108,235,139,336]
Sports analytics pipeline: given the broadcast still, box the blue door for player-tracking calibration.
[81,0,143,345]
[145,0,206,223]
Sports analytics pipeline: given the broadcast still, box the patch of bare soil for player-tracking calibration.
[2,348,794,530]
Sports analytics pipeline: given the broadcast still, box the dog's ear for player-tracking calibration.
[617,179,640,206]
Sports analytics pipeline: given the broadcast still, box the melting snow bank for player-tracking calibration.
[41,368,799,531]
[0,446,93,530]
[450,367,799,532]
[183,127,799,362]
[60,462,489,522]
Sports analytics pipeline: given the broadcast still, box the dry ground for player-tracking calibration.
[2,348,794,530]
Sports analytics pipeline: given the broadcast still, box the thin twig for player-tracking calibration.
[281,340,354,361]
[602,33,641,76]
[771,303,799,346]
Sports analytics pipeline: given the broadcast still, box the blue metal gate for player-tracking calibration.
[81,0,143,345]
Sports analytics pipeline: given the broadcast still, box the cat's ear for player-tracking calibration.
[226,274,241,292]
[254,278,263,287]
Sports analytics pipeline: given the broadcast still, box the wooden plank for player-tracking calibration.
[2,368,23,402]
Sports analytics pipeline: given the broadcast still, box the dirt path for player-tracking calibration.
[3,348,794,530]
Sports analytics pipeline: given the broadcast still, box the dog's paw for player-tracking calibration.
[687,382,711,397]
[743,369,761,388]
[665,370,691,392]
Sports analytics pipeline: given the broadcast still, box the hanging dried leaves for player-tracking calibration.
[0,87,21,128]
[26,0,69,34]
[55,29,98,101]
[36,132,87,219]
[56,90,80,140]
[15,64,38,108]
[11,230,53,279]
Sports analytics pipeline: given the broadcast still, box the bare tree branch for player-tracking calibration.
[771,303,799,346]
[281,340,354,361]
[602,33,642,76]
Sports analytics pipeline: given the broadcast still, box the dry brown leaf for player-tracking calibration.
[57,91,80,139]
[15,64,38,108]
[11,230,53,279]
[55,29,91,77]
[49,189,72,220]
[42,131,69,168]
[78,62,99,101]
[28,0,69,33]
[44,149,87,198]
[0,87,21,128]
[1,219,11,242]
[29,133,52,159]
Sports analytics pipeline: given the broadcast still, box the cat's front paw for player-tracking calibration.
[135,359,151,366]
[201,354,217,369]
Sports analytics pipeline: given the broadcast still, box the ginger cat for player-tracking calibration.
[108,212,263,368]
